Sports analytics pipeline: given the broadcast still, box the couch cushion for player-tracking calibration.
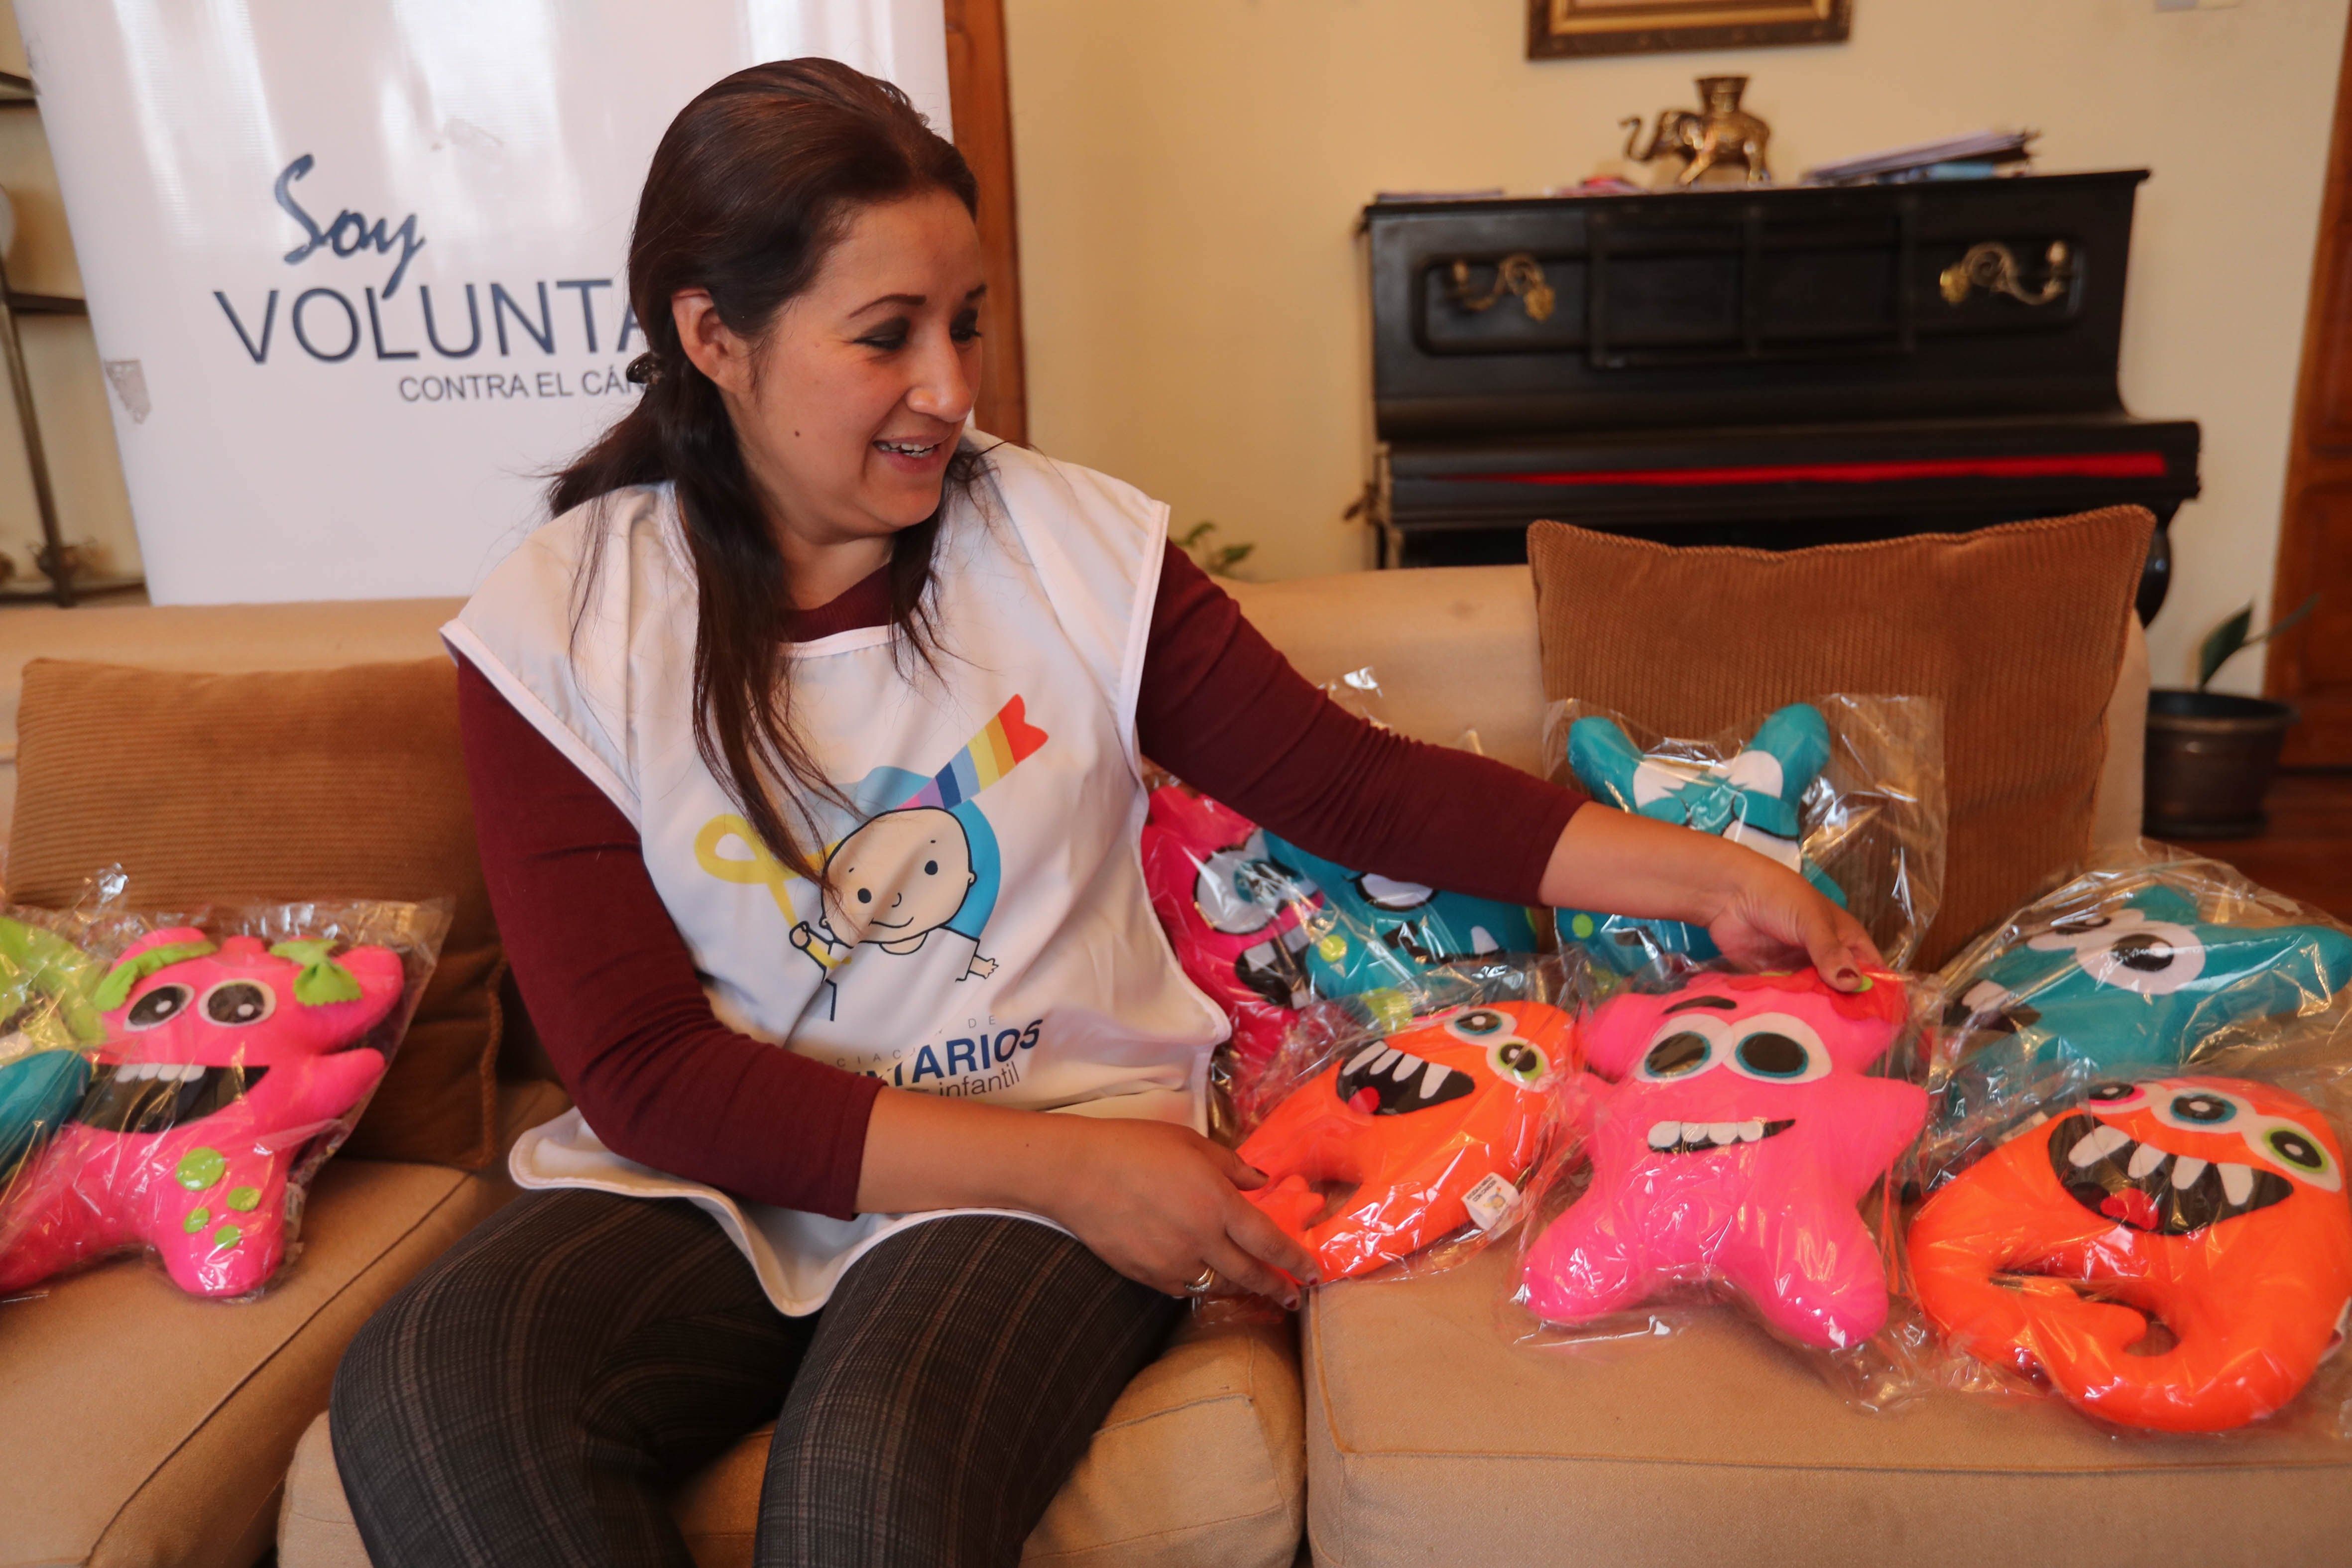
[0,1078,566,1568]
[1229,567,1546,776]
[0,598,463,848]
[1527,510,2152,967]
[8,656,505,1168]
[280,1304,1305,1568]
[1303,1246,2352,1568]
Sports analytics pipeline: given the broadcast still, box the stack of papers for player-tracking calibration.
[1803,130,2037,186]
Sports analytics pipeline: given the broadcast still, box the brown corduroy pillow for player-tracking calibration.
[6,657,502,1168]
[1528,508,2153,968]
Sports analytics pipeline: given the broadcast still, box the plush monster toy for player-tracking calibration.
[1240,1001,1569,1280]
[1521,968,1925,1349]
[1260,835,1537,999]
[1910,1076,2352,1432]
[1941,884,2352,1122]
[0,915,106,1182]
[0,927,406,1298]
[1140,786,1327,1081]
[1554,704,1846,974]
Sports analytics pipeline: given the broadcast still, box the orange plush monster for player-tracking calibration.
[1909,1076,2352,1432]
[1238,1001,1569,1281]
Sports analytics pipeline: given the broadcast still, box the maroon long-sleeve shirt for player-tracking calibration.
[462,543,1585,1219]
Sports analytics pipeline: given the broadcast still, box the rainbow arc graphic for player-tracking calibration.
[897,695,1049,811]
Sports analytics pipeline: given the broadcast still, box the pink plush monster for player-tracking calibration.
[1140,785,1326,1084]
[0,927,405,1298]
[1521,968,1926,1349]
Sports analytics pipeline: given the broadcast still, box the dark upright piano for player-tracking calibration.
[1364,170,2198,619]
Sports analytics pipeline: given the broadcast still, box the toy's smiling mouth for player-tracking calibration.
[71,1062,263,1134]
[1336,1043,1473,1116]
[2047,1112,2291,1235]
[1645,1118,1793,1154]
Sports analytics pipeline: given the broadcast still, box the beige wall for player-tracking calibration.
[1004,0,2350,695]
[0,4,139,598]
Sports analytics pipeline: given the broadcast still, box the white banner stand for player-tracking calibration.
[16,1,949,603]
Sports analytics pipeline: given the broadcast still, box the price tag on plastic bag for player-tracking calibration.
[1463,1172,1522,1232]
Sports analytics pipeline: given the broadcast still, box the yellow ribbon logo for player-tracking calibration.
[693,814,803,925]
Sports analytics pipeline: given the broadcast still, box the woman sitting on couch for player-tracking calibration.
[330,58,1878,1568]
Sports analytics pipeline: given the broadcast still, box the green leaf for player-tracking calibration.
[93,940,220,1013]
[2243,593,2319,650]
[2196,604,2254,690]
[268,939,364,1006]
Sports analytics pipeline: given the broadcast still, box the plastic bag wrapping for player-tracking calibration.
[1219,955,1591,1295]
[1507,964,1933,1380]
[1921,841,2352,1181]
[1543,694,1945,975]
[1140,783,1351,1131]
[1871,843,2352,1434]
[0,888,446,1302]
[0,911,110,1205]
[1893,1058,2352,1436]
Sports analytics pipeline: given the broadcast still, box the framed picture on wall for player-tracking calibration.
[1527,0,1851,59]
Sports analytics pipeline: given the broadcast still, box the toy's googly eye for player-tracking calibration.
[1635,1014,1730,1081]
[201,979,276,1028]
[1196,847,1298,937]
[2153,1087,2249,1130]
[1487,1037,1549,1087]
[2084,1081,2148,1110]
[2025,909,2204,990]
[1355,872,1434,911]
[124,983,193,1031]
[2245,1115,2343,1192]
[2085,921,2206,995]
[1725,1013,1831,1084]
[1446,1007,1512,1042]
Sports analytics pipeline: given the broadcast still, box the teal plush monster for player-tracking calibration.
[1941,883,2352,1122]
[1258,834,1537,999]
[1555,703,1846,973]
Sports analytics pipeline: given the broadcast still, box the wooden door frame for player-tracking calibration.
[944,0,1028,444]
[2267,12,2352,760]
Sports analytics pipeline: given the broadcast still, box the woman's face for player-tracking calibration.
[678,187,986,550]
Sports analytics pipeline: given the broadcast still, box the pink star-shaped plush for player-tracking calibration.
[1522,968,1926,1349]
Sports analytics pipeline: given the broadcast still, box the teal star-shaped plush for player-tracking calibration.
[1555,703,1846,974]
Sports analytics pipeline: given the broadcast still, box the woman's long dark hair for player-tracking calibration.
[550,59,985,885]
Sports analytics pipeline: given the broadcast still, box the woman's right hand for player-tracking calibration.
[1044,1118,1320,1308]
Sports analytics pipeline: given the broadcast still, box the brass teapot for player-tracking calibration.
[1621,76,1771,188]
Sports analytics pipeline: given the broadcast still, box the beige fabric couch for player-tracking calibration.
[0,566,2150,1568]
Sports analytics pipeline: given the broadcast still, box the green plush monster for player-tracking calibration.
[0,915,105,1178]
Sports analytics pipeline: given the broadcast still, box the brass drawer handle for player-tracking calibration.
[1446,253,1556,323]
[1940,240,2073,306]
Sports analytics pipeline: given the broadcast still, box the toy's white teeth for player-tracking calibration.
[2220,1162,2256,1206]
[112,1061,206,1082]
[1647,1118,1775,1151]
[2068,1125,2132,1167]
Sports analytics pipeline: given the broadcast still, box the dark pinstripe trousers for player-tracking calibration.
[330,1189,1178,1568]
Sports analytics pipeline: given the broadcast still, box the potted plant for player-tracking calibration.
[2143,597,2314,838]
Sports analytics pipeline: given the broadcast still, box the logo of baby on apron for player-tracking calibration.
[691,695,1051,1085]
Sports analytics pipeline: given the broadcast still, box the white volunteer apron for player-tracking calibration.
[445,439,1227,1314]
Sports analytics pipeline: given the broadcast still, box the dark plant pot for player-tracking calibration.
[2143,689,2298,839]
